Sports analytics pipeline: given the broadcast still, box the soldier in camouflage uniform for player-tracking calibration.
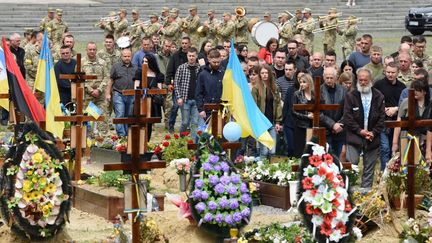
[298,8,315,54]
[183,5,201,48]
[110,9,128,40]
[97,35,121,71]
[320,8,338,53]
[411,35,432,69]
[234,11,249,46]
[24,32,43,90]
[278,12,293,46]
[160,7,169,26]
[52,34,77,63]
[47,9,68,48]
[205,9,219,46]
[39,7,55,32]
[337,16,358,60]
[156,39,173,129]
[95,11,116,37]
[24,31,37,53]
[20,28,33,49]
[216,12,235,45]
[82,42,111,137]
[129,9,143,51]
[160,13,181,46]
[170,8,183,46]
[291,9,303,35]
[142,13,161,39]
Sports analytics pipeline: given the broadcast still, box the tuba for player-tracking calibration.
[235,7,246,17]
[197,25,209,37]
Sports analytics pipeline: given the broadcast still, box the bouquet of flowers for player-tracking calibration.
[153,132,194,163]
[238,222,314,243]
[299,143,355,243]
[170,158,191,175]
[114,136,127,153]
[400,218,432,242]
[189,133,252,237]
[244,157,300,186]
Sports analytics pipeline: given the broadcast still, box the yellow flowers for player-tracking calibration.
[47,183,57,193]
[31,152,43,164]
[23,192,31,202]
[23,180,33,192]
[27,170,33,176]
[248,182,257,192]
[39,177,47,186]
[42,202,53,217]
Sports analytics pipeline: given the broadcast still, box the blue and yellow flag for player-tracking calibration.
[0,47,9,110]
[34,32,64,138]
[221,43,275,149]
[85,101,103,120]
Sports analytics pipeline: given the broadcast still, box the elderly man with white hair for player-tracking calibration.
[9,33,26,78]
[320,67,347,157]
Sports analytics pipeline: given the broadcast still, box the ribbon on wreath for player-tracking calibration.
[401,133,424,165]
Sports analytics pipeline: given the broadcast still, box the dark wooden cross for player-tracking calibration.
[187,103,241,154]
[385,89,432,219]
[292,77,352,171]
[104,63,167,243]
[54,53,104,181]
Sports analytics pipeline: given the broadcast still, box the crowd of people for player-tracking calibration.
[3,5,432,191]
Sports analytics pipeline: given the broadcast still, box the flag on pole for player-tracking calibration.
[221,42,275,149]
[1,37,45,123]
[0,47,9,110]
[34,32,64,138]
[85,101,103,120]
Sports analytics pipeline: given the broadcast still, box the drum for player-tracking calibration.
[116,36,131,49]
[251,21,279,47]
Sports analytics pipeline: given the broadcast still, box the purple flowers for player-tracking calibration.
[208,201,218,211]
[220,175,231,185]
[231,174,241,184]
[227,185,237,195]
[229,199,239,210]
[192,190,202,200]
[204,213,213,222]
[241,207,251,217]
[202,162,212,171]
[201,191,209,200]
[195,202,206,213]
[224,214,233,225]
[241,194,252,204]
[215,183,225,194]
[195,179,204,189]
[240,183,248,193]
[214,164,222,171]
[215,213,223,223]
[209,175,219,185]
[208,154,219,164]
[233,212,242,223]
[221,162,230,172]
[219,198,229,209]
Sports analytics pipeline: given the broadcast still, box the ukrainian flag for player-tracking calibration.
[85,101,103,120]
[221,43,275,149]
[34,32,64,138]
[0,47,8,110]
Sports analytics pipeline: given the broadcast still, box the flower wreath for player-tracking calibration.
[298,142,356,243]
[189,133,252,238]
[0,123,72,240]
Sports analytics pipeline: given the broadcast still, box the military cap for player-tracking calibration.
[119,9,127,14]
[168,13,177,18]
[223,12,231,17]
[132,9,139,14]
[295,9,302,14]
[149,12,158,18]
[329,8,337,13]
[161,7,169,13]
[188,5,197,11]
[278,12,288,18]
[302,8,312,14]
[24,28,33,34]
[207,9,215,14]
[348,15,357,20]
[56,9,63,15]
[48,7,55,13]
[109,11,117,16]
[263,11,271,17]
[171,8,179,13]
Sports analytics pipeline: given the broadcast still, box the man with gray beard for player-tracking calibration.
[343,68,385,191]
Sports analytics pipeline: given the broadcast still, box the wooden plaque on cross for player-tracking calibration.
[103,63,167,243]
[385,89,432,219]
[54,53,104,181]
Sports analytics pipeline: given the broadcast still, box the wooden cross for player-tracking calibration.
[187,103,241,154]
[104,63,167,243]
[54,53,104,181]
[385,89,432,219]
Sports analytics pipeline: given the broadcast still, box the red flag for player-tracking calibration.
[1,37,45,123]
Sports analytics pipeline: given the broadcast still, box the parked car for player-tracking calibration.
[405,5,432,35]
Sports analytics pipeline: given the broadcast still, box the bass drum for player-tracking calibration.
[251,21,279,47]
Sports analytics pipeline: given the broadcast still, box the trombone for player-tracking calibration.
[317,12,342,22]
[99,16,119,22]
[130,20,151,28]
[312,17,362,33]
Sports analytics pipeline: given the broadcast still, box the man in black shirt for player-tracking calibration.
[54,45,76,105]
[272,49,286,79]
[307,52,324,82]
[276,61,297,101]
[373,62,406,170]
[9,33,26,78]
[286,40,309,71]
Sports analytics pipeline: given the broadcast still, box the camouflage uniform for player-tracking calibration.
[160,21,180,46]
[39,15,54,32]
[411,52,432,70]
[111,18,128,40]
[216,20,235,45]
[398,71,413,87]
[81,56,110,136]
[337,23,357,60]
[129,19,143,51]
[47,13,68,48]
[207,17,220,46]
[142,22,161,38]
[184,15,201,47]
[23,47,40,90]
[300,17,315,54]
[157,50,171,126]
[235,16,249,46]
[97,48,121,71]
[24,42,35,54]
[279,21,294,46]
[322,17,338,53]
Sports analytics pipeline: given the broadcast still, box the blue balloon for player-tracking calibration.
[223,122,242,142]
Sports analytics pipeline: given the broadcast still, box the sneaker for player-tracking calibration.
[352,1,356,6]
[346,2,350,6]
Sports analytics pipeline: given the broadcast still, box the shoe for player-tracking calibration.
[346,2,350,6]
[352,1,356,6]
[168,128,174,134]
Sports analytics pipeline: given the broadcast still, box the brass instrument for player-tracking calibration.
[99,16,119,22]
[317,12,342,22]
[312,17,361,33]
[197,25,208,37]
[247,17,259,32]
[130,20,151,28]
[235,6,246,17]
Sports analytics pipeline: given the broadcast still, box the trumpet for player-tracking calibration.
[99,16,119,22]
[130,20,151,28]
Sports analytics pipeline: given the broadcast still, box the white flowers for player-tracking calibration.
[170,158,191,174]
[312,144,326,157]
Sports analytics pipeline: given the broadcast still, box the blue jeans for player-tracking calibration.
[169,92,180,130]
[380,130,391,170]
[259,127,277,158]
[283,125,295,157]
[327,136,344,158]
[180,99,199,141]
[113,91,134,137]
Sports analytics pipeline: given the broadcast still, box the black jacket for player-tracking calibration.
[343,88,385,150]
[282,86,296,128]
[195,65,224,113]
[320,84,347,140]
[165,50,188,85]
[292,90,313,128]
